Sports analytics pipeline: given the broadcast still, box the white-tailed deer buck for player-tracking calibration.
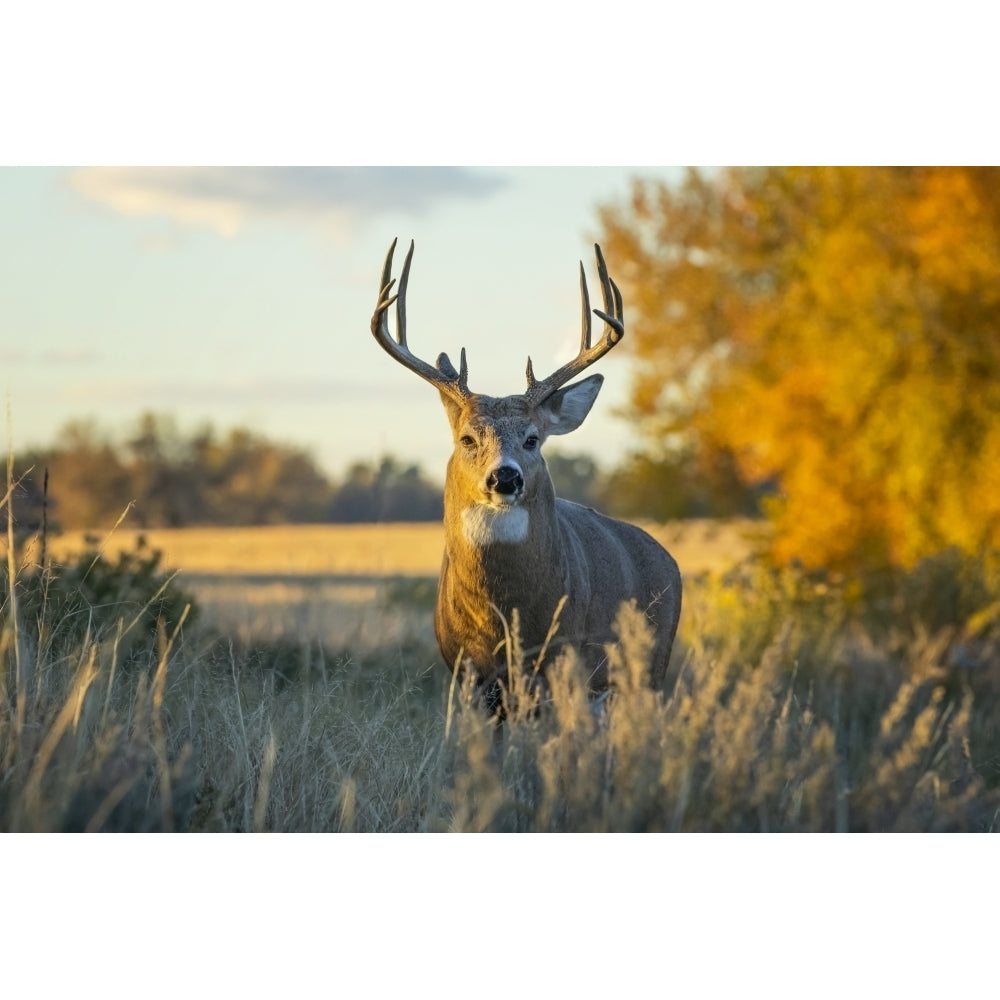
[371,239,681,713]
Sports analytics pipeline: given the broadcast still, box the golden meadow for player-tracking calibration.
[2,518,998,831]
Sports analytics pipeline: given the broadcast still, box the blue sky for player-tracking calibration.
[2,166,686,480]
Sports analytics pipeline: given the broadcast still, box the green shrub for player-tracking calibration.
[4,534,197,663]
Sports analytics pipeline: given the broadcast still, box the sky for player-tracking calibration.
[4,6,990,485]
[1,166,687,482]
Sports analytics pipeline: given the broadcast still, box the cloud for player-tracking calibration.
[67,167,508,236]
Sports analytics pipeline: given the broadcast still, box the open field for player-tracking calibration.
[3,518,999,832]
[37,520,764,652]
[44,518,764,578]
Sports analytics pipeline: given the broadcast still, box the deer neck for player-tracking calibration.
[442,474,564,589]
[438,474,577,674]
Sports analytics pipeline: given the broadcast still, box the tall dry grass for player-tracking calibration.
[443,592,998,832]
[4,540,999,831]
[3,471,999,831]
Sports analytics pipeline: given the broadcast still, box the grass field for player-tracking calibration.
[3,518,999,832]
[45,518,763,577]
[40,520,762,652]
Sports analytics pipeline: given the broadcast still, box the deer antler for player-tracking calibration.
[371,238,472,403]
[524,243,624,406]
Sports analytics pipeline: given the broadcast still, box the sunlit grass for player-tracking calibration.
[43,524,449,577]
[42,518,762,578]
[3,524,998,831]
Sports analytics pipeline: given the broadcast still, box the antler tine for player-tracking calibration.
[524,243,625,405]
[370,239,472,402]
[373,238,400,335]
[580,259,592,351]
[395,237,414,348]
[592,242,624,337]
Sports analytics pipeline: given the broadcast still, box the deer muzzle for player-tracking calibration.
[486,463,525,502]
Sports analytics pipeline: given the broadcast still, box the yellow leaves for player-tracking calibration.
[907,168,1000,299]
[600,166,1000,571]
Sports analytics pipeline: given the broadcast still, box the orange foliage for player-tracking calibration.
[598,167,1000,571]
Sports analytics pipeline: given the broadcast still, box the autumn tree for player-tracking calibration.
[597,167,1000,570]
[11,415,335,529]
[191,425,332,525]
[35,420,133,530]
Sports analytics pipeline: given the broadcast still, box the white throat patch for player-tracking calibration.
[461,505,530,546]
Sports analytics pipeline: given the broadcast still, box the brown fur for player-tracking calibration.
[433,387,682,709]
[369,240,682,713]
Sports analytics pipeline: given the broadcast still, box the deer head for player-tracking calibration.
[370,239,625,545]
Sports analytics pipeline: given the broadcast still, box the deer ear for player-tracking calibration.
[537,374,603,436]
[438,389,465,429]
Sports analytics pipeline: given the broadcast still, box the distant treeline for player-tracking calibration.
[8,412,762,533]
[9,414,443,532]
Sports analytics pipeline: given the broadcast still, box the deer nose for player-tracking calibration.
[487,464,524,496]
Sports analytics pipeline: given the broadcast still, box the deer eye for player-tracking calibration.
[460,434,477,450]
[524,435,539,451]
